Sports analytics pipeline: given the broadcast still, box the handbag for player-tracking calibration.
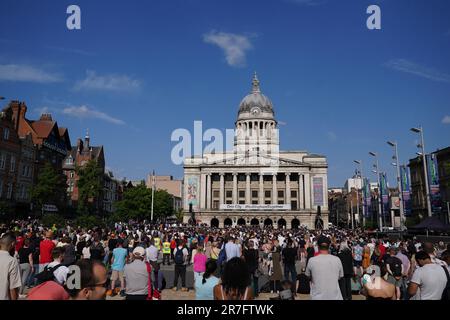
[145,262,161,300]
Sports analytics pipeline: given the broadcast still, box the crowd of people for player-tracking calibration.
[0,219,449,301]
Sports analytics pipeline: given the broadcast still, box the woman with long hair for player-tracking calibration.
[195,260,219,300]
[214,257,253,300]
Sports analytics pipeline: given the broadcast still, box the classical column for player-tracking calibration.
[219,173,225,207]
[200,173,206,209]
[232,173,238,204]
[259,173,264,204]
[206,173,211,209]
[245,173,251,204]
[272,173,278,204]
[299,174,304,209]
[285,172,291,207]
[304,173,311,209]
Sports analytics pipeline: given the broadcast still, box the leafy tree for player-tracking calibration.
[114,184,152,220]
[31,163,67,212]
[114,183,174,221]
[76,160,103,215]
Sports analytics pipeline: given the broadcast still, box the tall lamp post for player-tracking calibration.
[410,126,432,217]
[354,160,365,228]
[369,152,383,230]
[387,141,406,230]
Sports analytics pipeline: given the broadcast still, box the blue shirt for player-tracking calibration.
[111,247,128,271]
[194,273,219,300]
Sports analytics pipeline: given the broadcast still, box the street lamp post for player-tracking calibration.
[369,152,383,230]
[410,126,432,217]
[354,160,365,228]
[387,141,405,230]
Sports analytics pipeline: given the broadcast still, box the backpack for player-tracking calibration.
[441,266,450,301]
[174,248,185,265]
[35,264,64,284]
[217,244,227,266]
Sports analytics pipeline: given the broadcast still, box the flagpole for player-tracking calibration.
[151,170,155,222]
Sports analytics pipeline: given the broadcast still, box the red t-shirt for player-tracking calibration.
[27,281,70,300]
[15,236,24,252]
[39,239,55,264]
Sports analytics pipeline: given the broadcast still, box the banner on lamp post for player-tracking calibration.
[400,165,411,217]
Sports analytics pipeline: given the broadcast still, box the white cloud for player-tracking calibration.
[327,131,337,141]
[0,64,62,83]
[34,106,50,115]
[203,31,254,67]
[442,115,450,124]
[74,70,141,92]
[384,59,450,83]
[62,105,125,125]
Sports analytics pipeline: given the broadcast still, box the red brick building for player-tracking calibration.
[0,107,21,207]
[63,132,105,213]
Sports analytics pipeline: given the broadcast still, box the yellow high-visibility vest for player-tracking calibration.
[154,238,161,250]
[162,242,171,254]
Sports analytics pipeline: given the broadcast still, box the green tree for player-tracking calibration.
[114,183,174,221]
[31,163,67,213]
[76,160,103,215]
[114,183,152,220]
[153,189,174,219]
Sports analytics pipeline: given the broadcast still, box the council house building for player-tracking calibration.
[183,74,328,229]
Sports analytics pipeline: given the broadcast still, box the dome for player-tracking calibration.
[237,73,275,121]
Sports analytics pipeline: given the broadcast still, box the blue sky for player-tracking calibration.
[1,0,449,187]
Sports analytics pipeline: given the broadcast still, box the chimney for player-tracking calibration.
[77,138,83,153]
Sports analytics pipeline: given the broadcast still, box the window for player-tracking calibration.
[213,190,219,198]
[278,190,284,198]
[278,200,284,204]
[265,200,271,204]
[252,200,258,204]
[252,190,258,198]
[265,190,271,198]
[0,153,5,169]
[226,190,232,198]
[213,200,219,209]
[291,201,298,210]
[70,172,75,178]
[226,200,232,204]
[238,200,245,204]
[0,179,3,197]
[239,190,245,198]
[10,156,15,172]
[291,190,297,198]
[6,183,13,199]
[3,128,9,140]
[65,156,73,165]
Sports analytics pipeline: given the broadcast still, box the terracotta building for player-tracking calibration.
[63,132,105,213]
[6,101,71,177]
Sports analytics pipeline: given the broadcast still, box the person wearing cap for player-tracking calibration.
[124,247,149,300]
[361,265,396,300]
[305,235,344,300]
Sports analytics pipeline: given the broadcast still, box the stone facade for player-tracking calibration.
[183,74,328,229]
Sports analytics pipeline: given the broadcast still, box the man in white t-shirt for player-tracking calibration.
[46,247,69,285]
[408,251,447,300]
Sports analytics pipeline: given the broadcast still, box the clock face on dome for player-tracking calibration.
[251,107,261,116]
